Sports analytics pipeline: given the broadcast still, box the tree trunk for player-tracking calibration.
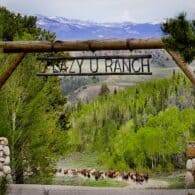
[14,143,24,184]
[12,110,24,184]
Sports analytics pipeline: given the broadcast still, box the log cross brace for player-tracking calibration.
[0,53,26,89]
[0,39,195,89]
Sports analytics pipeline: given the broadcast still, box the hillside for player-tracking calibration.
[68,73,195,171]
[61,49,181,103]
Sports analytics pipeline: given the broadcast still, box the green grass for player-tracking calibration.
[146,170,191,189]
[150,170,195,189]
[55,153,128,187]
[57,154,195,189]
[165,176,185,189]
[166,176,195,189]
[53,177,127,187]
[57,152,103,170]
[54,153,129,187]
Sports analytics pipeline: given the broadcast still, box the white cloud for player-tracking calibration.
[1,0,194,23]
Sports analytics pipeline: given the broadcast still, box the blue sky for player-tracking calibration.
[1,0,195,23]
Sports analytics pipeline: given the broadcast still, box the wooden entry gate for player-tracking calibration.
[0,38,195,89]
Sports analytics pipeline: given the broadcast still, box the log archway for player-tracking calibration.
[0,38,194,89]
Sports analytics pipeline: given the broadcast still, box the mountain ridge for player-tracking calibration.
[36,15,163,40]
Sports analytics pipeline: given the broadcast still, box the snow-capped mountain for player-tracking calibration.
[36,15,163,40]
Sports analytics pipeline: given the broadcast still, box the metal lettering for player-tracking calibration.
[69,60,75,73]
[132,59,141,73]
[122,59,131,73]
[37,55,152,76]
[76,59,84,74]
[59,61,68,73]
[114,59,122,72]
[90,59,99,73]
[141,58,150,73]
[105,59,113,72]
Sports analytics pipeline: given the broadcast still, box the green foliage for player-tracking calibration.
[0,53,68,183]
[99,83,110,97]
[0,8,68,184]
[161,13,195,63]
[61,76,99,96]
[0,6,55,41]
[24,173,53,185]
[111,106,192,171]
[69,73,195,171]
[0,177,8,195]
[53,177,127,187]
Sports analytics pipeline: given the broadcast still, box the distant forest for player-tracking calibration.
[69,74,195,172]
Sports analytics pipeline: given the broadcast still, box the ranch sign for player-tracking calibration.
[37,54,152,76]
[1,39,195,88]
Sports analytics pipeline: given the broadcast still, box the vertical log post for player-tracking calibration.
[0,53,26,89]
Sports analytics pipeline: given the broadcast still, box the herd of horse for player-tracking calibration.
[54,168,149,184]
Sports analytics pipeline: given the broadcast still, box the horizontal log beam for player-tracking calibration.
[0,39,194,86]
[0,39,164,53]
[37,72,152,76]
[37,54,152,61]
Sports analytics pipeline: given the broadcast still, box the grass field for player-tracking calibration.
[53,177,127,187]
[57,152,103,170]
[54,153,128,187]
[54,153,193,188]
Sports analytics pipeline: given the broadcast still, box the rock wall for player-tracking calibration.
[0,137,11,181]
[185,142,195,186]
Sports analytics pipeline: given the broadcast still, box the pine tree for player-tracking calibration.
[114,88,117,94]
[0,8,68,184]
[161,13,195,63]
[99,83,110,97]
